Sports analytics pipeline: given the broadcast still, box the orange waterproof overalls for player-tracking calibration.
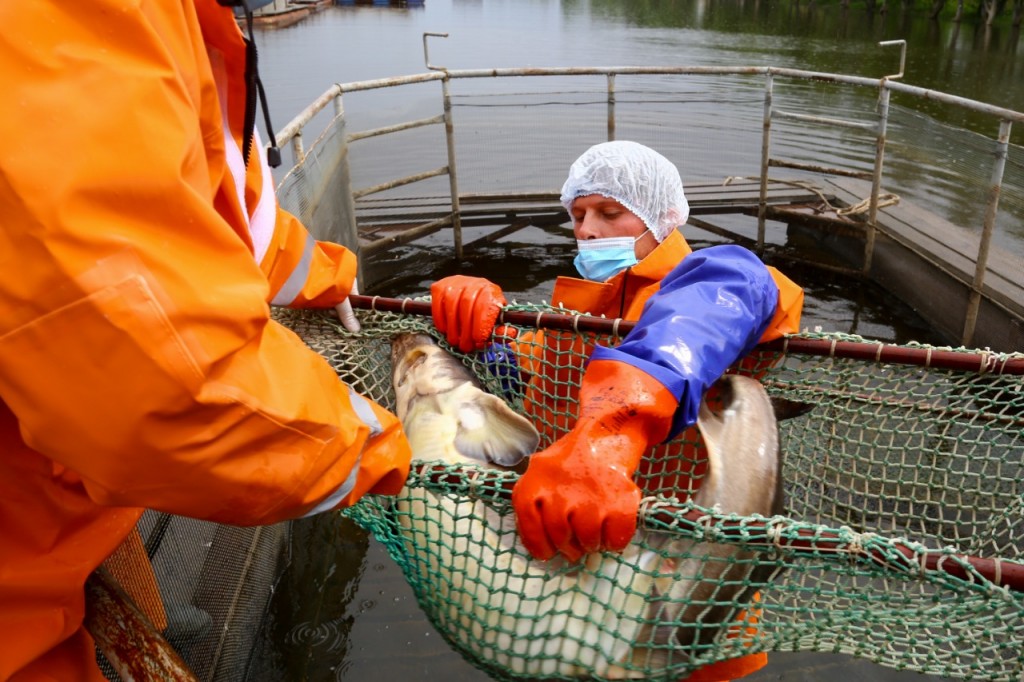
[0,2,410,679]
[516,231,803,440]
[512,230,804,681]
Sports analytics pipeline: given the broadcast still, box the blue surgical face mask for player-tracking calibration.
[573,231,648,282]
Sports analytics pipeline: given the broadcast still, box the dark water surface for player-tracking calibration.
[259,0,1024,119]
[247,2,1018,680]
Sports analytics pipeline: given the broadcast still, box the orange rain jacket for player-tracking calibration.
[513,230,803,682]
[0,2,410,679]
[517,230,804,440]
[548,231,802,335]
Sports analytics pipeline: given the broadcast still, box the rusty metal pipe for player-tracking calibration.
[962,118,1013,346]
[347,294,1024,374]
[85,569,198,681]
[346,114,446,143]
[409,463,1024,594]
[351,166,450,200]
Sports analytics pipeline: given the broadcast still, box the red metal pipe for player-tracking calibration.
[410,463,1024,594]
[357,295,1023,587]
[349,294,1024,374]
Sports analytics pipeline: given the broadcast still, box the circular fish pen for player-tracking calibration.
[273,53,1024,351]
[92,56,1024,682]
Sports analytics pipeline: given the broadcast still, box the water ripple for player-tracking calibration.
[286,619,346,653]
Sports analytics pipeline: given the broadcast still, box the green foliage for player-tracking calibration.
[581,0,1022,27]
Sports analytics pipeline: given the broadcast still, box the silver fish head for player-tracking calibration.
[695,374,783,517]
[390,332,437,375]
[390,333,539,469]
[637,374,785,666]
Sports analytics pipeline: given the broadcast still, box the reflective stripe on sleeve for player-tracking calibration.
[270,233,315,305]
[211,50,276,264]
[211,48,249,227]
[302,457,360,517]
[300,385,384,517]
[345,384,384,437]
[249,127,276,264]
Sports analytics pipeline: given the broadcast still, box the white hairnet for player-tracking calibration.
[560,140,689,242]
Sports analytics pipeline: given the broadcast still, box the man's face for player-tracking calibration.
[570,194,657,260]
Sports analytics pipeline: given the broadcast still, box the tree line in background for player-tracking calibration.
[830,0,1024,25]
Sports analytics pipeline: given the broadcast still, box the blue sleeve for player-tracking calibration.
[590,244,779,438]
[483,342,521,398]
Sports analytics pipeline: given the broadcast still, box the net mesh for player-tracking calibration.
[272,305,1024,682]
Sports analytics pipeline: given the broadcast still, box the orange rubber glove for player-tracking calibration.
[430,275,506,353]
[511,359,677,562]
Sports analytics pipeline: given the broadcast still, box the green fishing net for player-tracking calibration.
[274,305,1024,682]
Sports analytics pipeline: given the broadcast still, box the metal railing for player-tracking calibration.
[273,38,1023,347]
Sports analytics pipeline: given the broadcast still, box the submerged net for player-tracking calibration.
[275,305,1024,682]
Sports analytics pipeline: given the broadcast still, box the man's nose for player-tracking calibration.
[575,210,600,239]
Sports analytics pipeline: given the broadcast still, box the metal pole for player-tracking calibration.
[421,32,462,258]
[422,32,449,71]
[290,131,305,165]
[85,570,199,680]
[758,72,774,254]
[607,73,616,141]
[334,93,361,256]
[962,118,1012,346]
[863,85,891,275]
[878,39,907,80]
[441,75,463,259]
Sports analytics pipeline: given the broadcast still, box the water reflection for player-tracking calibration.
[257,0,1024,261]
[564,0,1022,103]
[258,0,1024,119]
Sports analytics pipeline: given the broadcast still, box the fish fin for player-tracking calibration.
[453,390,540,467]
[695,396,725,503]
[771,396,815,420]
[633,644,679,672]
[696,374,731,452]
[696,397,724,452]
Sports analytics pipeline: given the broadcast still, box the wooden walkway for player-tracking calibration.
[808,177,1022,350]
[355,178,829,254]
[354,175,1023,351]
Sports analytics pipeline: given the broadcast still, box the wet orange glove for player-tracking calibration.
[430,275,506,353]
[512,359,677,562]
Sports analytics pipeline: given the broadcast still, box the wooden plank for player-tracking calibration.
[822,177,1023,316]
[463,217,533,248]
[356,179,830,216]
[360,215,452,257]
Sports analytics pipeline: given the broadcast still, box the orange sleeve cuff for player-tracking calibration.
[681,652,769,682]
[759,265,804,342]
